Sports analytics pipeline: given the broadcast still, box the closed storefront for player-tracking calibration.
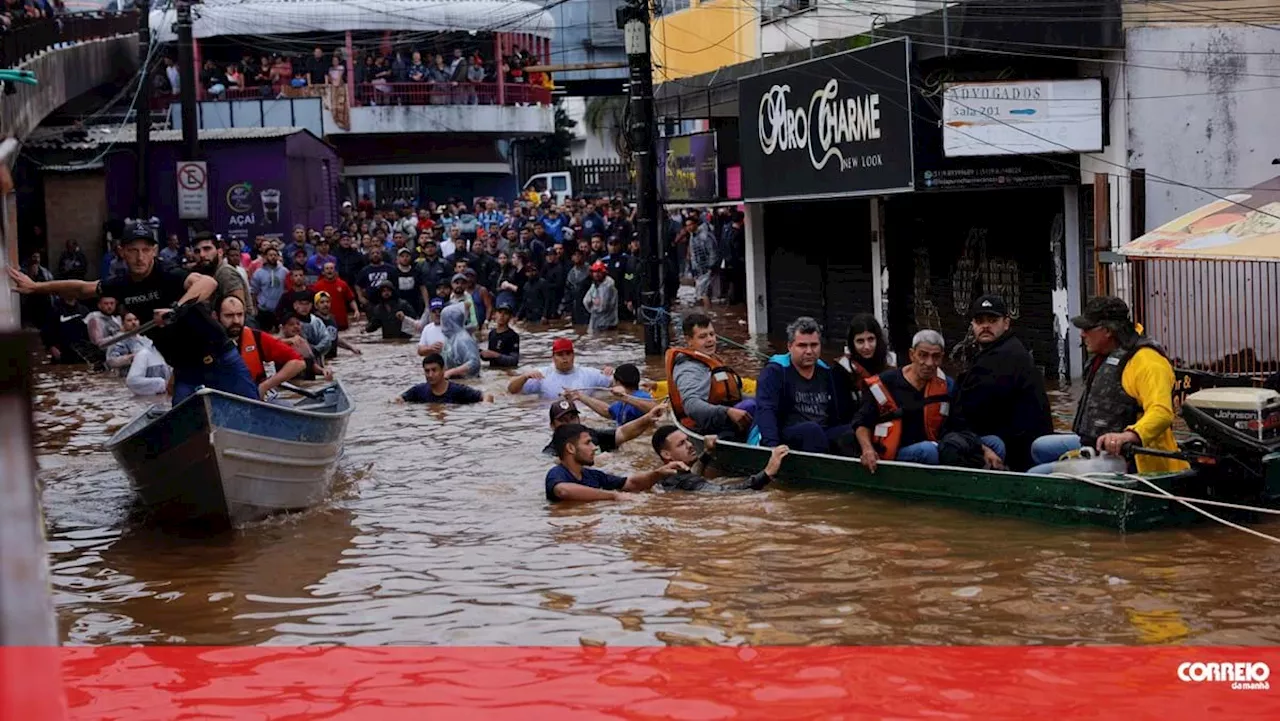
[885,188,1067,378]
[763,199,874,346]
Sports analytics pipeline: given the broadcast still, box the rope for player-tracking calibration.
[637,305,672,327]
[716,334,771,361]
[1051,471,1280,544]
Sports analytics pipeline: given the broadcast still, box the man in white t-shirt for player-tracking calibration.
[507,337,613,399]
[417,297,446,356]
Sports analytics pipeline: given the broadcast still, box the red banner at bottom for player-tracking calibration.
[5,647,1279,720]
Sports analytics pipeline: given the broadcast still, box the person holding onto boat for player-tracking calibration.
[832,313,894,405]
[667,312,756,440]
[650,425,787,493]
[544,423,684,503]
[753,317,852,453]
[852,330,1003,472]
[1027,296,1189,475]
[396,353,493,405]
[566,363,656,426]
[508,337,613,399]
[7,221,259,405]
[217,295,307,400]
[945,295,1053,471]
[543,398,667,456]
[279,311,333,382]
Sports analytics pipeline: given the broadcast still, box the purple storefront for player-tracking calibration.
[105,128,342,244]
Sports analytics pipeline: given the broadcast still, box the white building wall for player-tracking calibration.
[1120,25,1280,366]
[761,1,927,56]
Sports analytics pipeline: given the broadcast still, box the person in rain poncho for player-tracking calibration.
[583,260,618,332]
[440,302,481,380]
[126,336,172,396]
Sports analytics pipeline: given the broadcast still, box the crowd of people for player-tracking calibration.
[11,188,1195,507]
[156,41,551,106]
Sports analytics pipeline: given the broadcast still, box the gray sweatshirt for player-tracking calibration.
[583,275,618,331]
[671,355,737,436]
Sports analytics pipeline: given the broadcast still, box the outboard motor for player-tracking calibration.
[1181,387,1280,499]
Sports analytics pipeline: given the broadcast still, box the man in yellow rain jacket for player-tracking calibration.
[1028,296,1189,474]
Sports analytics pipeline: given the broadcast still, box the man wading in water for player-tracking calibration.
[8,222,258,405]
[650,425,788,492]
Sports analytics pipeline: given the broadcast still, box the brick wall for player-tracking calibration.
[43,170,107,280]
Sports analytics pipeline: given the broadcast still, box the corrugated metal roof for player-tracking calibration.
[40,162,106,172]
[24,126,313,151]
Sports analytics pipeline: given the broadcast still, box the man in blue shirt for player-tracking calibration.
[544,423,683,503]
[396,354,493,405]
[540,206,566,239]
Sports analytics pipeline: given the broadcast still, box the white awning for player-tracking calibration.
[150,0,556,43]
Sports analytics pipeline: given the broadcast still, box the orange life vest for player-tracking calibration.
[865,370,950,460]
[238,326,266,383]
[664,347,744,430]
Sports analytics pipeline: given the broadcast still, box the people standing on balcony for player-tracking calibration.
[306,46,328,87]
[224,63,244,94]
[269,53,293,96]
[408,50,428,83]
[202,59,226,99]
[466,54,486,104]
[164,56,180,99]
[326,54,345,88]
[428,54,451,105]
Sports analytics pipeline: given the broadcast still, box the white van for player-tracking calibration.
[522,172,572,205]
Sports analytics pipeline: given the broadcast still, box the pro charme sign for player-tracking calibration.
[738,37,913,202]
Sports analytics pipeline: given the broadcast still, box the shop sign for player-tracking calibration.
[942,79,1103,157]
[738,37,914,202]
[658,131,719,202]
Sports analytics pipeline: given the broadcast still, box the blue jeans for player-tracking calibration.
[1026,434,1083,474]
[781,422,852,454]
[172,348,259,407]
[896,435,1006,465]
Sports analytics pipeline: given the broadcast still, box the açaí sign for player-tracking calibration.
[738,37,914,202]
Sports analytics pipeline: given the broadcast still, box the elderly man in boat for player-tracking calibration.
[1027,296,1189,475]
[216,295,307,400]
[851,329,1005,472]
[666,312,757,440]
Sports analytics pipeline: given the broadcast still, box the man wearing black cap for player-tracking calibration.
[944,294,1053,471]
[7,221,258,405]
[542,397,667,456]
[1027,296,1188,475]
[391,246,425,315]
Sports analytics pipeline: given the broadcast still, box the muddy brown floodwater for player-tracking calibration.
[33,302,1280,647]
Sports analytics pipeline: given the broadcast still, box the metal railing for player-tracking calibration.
[190,81,552,107]
[0,11,137,69]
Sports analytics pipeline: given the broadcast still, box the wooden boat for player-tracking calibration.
[681,426,1205,532]
[105,383,353,528]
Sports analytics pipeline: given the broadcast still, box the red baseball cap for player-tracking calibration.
[590,261,607,273]
[551,338,574,354]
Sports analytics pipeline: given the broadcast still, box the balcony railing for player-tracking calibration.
[0,11,137,69]
[188,81,553,108]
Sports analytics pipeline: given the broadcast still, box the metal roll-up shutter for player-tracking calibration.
[885,188,1064,378]
[763,199,873,346]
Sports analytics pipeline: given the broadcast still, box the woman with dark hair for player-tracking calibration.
[835,313,895,403]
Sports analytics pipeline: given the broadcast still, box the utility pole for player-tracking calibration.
[619,0,667,355]
[176,1,199,161]
[134,6,151,217]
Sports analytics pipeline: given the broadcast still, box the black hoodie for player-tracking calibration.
[946,331,1054,471]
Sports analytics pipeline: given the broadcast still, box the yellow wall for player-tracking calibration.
[651,0,759,83]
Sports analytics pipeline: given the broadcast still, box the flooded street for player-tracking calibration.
[35,307,1280,647]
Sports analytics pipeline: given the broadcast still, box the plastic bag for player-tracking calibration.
[126,344,171,396]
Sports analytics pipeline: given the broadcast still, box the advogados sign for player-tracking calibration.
[738,37,914,202]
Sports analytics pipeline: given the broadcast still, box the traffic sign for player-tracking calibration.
[176,161,209,220]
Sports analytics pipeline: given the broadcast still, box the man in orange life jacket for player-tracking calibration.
[216,295,306,399]
[667,312,755,440]
[852,329,1005,472]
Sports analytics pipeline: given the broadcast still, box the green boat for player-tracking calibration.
[683,427,1208,532]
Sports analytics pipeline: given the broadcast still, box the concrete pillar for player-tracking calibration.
[870,196,888,330]
[1063,184,1083,380]
[744,202,768,336]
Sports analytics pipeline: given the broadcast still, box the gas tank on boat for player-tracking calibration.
[1182,387,1280,456]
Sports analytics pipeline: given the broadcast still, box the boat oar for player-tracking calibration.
[96,300,200,349]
